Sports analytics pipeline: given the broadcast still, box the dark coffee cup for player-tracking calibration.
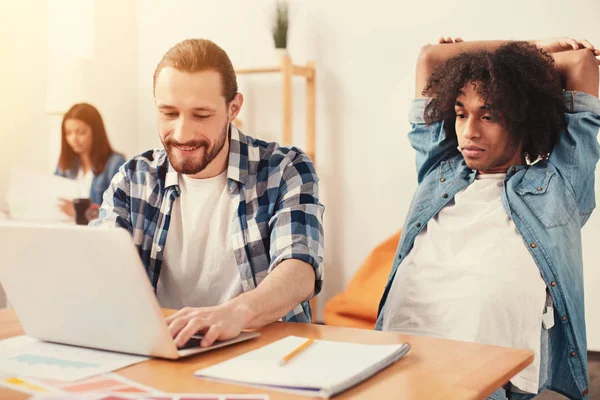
[73,198,92,225]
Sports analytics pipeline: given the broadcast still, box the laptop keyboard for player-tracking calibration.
[180,335,203,349]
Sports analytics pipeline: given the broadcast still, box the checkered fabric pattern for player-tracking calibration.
[91,125,324,322]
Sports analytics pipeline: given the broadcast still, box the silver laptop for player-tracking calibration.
[0,222,259,359]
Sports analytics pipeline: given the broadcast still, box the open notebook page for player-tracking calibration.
[195,335,410,398]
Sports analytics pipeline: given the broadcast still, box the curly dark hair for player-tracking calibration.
[423,42,565,161]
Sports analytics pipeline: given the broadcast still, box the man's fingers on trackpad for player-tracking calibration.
[175,321,208,348]
[177,334,207,349]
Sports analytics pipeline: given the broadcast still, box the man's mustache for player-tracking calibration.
[165,138,209,148]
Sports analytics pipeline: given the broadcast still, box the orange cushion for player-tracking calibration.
[323,232,400,329]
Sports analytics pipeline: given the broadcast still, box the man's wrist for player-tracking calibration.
[551,49,599,94]
[228,294,257,328]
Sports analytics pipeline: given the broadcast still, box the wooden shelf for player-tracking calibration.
[236,67,281,74]
[235,64,315,79]
[235,54,316,164]
[292,65,315,79]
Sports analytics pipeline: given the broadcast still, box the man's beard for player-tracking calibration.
[163,123,229,175]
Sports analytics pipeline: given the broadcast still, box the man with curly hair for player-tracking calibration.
[376,37,600,400]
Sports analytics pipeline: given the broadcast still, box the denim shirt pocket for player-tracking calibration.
[514,169,577,229]
[413,161,457,213]
[438,160,456,183]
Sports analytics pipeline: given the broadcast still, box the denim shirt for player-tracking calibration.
[55,153,126,204]
[376,91,600,400]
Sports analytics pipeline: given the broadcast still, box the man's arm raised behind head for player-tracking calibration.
[552,49,600,97]
[415,37,600,98]
[548,49,600,226]
[415,38,507,98]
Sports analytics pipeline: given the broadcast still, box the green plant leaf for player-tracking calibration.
[271,1,289,49]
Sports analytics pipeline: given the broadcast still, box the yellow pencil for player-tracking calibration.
[278,338,315,366]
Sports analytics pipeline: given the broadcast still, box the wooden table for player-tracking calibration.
[0,309,532,400]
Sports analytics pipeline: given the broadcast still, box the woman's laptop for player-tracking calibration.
[0,222,259,359]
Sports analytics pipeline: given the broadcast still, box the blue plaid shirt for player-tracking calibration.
[92,125,324,323]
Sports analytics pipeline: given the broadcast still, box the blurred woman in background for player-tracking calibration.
[55,103,125,219]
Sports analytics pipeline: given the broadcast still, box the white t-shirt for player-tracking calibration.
[382,173,547,393]
[157,171,242,309]
[76,168,94,199]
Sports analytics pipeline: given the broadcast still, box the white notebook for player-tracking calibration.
[194,335,411,398]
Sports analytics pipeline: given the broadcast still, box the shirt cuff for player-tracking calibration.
[564,91,600,115]
[409,98,432,124]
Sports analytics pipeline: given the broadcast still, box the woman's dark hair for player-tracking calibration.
[423,42,565,161]
[58,103,116,174]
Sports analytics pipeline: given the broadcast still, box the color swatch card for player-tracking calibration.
[0,336,149,381]
[28,394,270,400]
[0,373,159,395]
[1,373,269,400]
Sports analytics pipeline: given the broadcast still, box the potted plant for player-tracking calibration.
[272,0,289,55]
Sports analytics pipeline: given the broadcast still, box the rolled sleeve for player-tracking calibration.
[89,163,132,231]
[564,91,600,115]
[268,152,325,297]
[407,97,459,183]
[549,91,600,224]
[409,98,431,124]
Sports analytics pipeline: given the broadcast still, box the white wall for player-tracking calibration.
[136,0,600,339]
[45,0,139,162]
[88,0,138,159]
[583,177,600,351]
[0,0,139,192]
[0,0,51,308]
[0,0,51,207]
[0,0,139,308]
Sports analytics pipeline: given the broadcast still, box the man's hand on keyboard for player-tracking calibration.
[166,301,254,348]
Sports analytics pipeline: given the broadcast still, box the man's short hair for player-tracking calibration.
[153,38,238,103]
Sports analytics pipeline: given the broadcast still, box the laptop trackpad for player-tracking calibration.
[180,335,202,349]
[176,331,261,357]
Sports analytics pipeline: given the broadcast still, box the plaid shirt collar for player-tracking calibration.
[164,124,248,189]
